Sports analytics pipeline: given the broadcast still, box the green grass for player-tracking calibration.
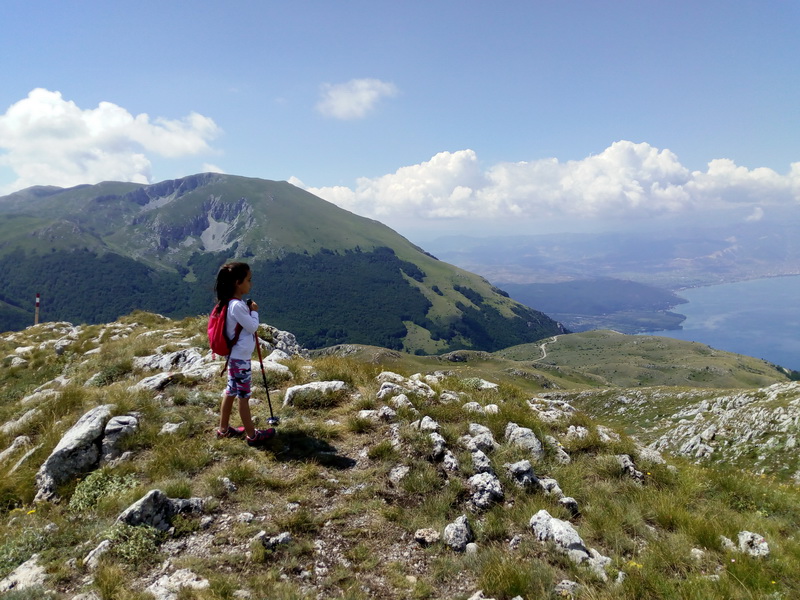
[498,330,786,389]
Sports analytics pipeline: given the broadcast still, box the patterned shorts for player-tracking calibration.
[225,359,252,399]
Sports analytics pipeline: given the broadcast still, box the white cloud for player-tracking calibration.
[297,141,800,226]
[316,78,398,120]
[745,206,764,222]
[202,163,225,174]
[0,88,221,192]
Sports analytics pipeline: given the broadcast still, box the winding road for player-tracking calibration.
[532,335,560,362]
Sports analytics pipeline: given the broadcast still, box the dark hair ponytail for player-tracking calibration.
[214,262,251,307]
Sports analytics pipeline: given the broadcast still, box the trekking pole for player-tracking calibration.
[254,331,280,426]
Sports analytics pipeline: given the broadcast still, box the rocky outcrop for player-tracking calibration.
[117,489,205,531]
[0,553,47,593]
[647,382,800,476]
[35,404,115,502]
[442,515,473,551]
[530,509,611,580]
[282,381,349,407]
[505,422,545,461]
[34,405,139,501]
[146,568,210,600]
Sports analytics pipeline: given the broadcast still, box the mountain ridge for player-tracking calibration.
[0,174,565,353]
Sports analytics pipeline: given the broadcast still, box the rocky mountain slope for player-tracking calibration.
[1,314,799,599]
[551,382,800,481]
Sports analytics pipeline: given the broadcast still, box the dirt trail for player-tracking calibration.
[532,335,559,362]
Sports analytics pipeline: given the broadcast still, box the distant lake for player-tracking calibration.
[641,276,800,371]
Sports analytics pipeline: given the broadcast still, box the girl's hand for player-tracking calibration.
[248,300,259,312]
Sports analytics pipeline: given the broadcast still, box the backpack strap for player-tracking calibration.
[219,300,245,376]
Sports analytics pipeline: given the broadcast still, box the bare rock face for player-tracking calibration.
[34,404,115,502]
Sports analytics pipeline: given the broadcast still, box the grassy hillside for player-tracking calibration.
[1,314,799,599]
[497,330,786,389]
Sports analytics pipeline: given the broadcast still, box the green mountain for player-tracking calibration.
[0,173,565,353]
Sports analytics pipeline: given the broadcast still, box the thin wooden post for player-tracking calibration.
[34,293,40,325]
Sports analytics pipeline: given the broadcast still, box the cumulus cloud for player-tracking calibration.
[202,163,225,174]
[0,88,221,192]
[316,78,398,120]
[297,141,800,225]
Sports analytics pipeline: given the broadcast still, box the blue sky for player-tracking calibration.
[1,0,799,239]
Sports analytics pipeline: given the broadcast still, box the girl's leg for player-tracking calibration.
[238,397,256,438]
[219,394,236,431]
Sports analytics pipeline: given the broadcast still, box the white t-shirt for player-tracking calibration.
[225,298,260,360]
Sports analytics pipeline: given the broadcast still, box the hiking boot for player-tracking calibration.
[216,426,246,439]
[246,428,276,446]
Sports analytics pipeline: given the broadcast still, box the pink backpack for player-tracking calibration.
[208,302,243,372]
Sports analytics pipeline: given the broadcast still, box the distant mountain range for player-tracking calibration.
[425,218,800,333]
[0,173,565,353]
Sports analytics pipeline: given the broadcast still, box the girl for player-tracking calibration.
[214,262,275,446]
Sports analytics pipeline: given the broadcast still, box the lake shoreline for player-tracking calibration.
[638,275,800,371]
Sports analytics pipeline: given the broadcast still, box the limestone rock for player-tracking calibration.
[134,348,204,372]
[544,435,571,464]
[467,472,504,510]
[0,553,47,593]
[443,515,474,551]
[130,372,185,391]
[505,422,544,460]
[389,393,414,410]
[530,509,610,580]
[83,540,112,570]
[616,454,644,482]
[35,404,115,502]
[538,477,564,499]
[504,459,538,489]
[0,435,32,464]
[101,414,139,462]
[263,531,293,550]
[0,408,40,435]
[553,580,581,599]
[559,497,581,519]
[429,432,447,460]
[442,450,460,472]
[117,489,205,531]
[376,371,435,399]
[388,465,410,485]
[146,568,209,600]
[282,381,348,407]
[565,425,589,441]
[414,528,440,545]
[461,425,498,453]
[472,450,495,474]
[738,531,769,557]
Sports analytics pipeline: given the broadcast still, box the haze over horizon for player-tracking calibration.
[1,1,799,241]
